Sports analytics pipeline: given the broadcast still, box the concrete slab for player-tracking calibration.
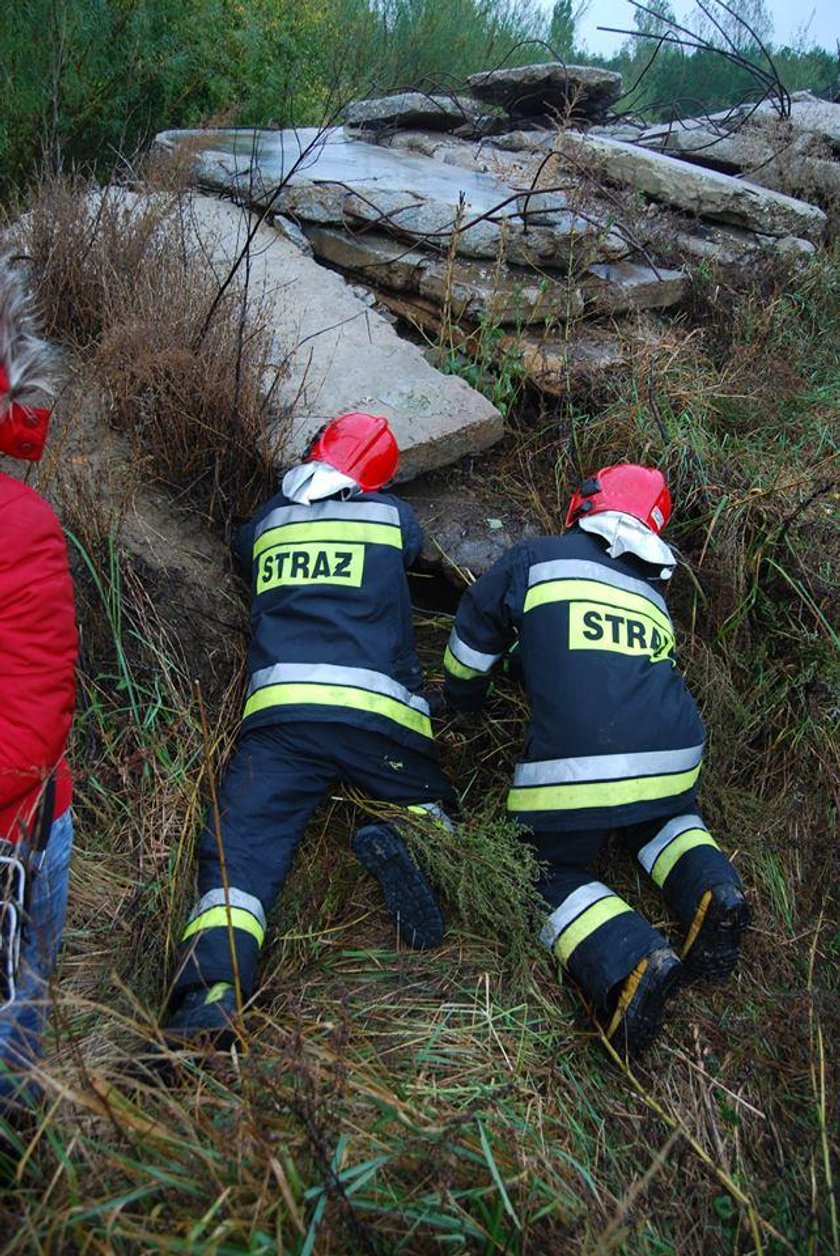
[466,63,622,120]
[303,225,584,324]
[555,131,827,242]
[582,261,686,313]
[181,195,503,479]
[156,126,630,267]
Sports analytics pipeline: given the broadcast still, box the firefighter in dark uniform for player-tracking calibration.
[165,412,454,1045]
[443,465,749,1059]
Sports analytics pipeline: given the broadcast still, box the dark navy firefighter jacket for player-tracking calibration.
[234,487,435,751]
[443,528,705,831]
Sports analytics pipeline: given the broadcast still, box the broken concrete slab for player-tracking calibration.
[158,127,632,269]
[672,221,816,266]
[582,261,686,313]
[275,180,625,271]
[589,120,648,143]
[266,213,314,255]
[637,118,780,170]
[304,225,584,324]
[375,131,488,171]
[178,195,503,478]
[636,117,840,211]
[417,258,584,324]
[344,92,480,132]
[746,90,840,146]
[517,323,634,393]
[370,287,660,397]
[342,187,505,257]
[157,126,519,222]
[303,227,429,292]
[487,129,558,154]
[554,131,827,242]
[466,62,623,121]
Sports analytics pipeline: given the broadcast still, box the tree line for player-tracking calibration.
[1,0,837,198]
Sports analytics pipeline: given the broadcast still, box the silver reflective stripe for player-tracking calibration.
[637,814,705,874]
[255,499,400,540]
[446,628,501,674]
[539,882,613,950]
[527,558,669,618]
[513,744,704,788]
[246,662,431,716]
[188,887,267,931]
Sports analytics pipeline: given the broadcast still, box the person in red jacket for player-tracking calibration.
[0,257,77,1126]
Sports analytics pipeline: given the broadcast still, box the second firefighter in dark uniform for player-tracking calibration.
[165,412,454,1044]
[443,464,749,1058]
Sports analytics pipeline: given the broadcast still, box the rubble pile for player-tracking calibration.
[156,63,836,463]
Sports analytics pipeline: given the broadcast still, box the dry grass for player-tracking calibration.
[18,171,287,526]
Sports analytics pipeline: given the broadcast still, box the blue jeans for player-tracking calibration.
[0,809,73,1114]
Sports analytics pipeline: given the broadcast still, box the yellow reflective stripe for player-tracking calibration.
[443,645,484,680]
[406,804,453,832]
[508,764,701,812]
[253,520,401,557]
[651,828,719,886]
[206,982,233,1004]
[182,906,265,947]
[524,578,672,635]
[553,898,633,964]
[243,682,433,738]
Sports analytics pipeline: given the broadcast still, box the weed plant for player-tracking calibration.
[19,173,286,527]
[0,180,837,1253]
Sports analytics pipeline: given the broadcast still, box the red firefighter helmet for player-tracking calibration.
[564,463,672,535]
[307,411,399,492]
[0,364,51,461]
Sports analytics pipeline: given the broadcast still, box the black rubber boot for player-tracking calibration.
[163,982,240,1050]
[351,822,444,949]
[681,883,750,983]
[601,946,683,1061]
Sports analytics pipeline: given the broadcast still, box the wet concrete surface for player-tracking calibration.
[160,126,517,213]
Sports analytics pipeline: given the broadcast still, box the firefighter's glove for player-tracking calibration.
[426,686,448,718]
[428,686,482,726]
[442,693,484,735]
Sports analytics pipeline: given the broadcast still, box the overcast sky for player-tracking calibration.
[556,0,838,56]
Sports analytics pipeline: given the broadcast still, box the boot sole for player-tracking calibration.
[352,825,444,949]
[606,954,684,1061]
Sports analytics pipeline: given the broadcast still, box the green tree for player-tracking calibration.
[548,0,576,58]
[0,0,363,196]
[637,0,677,38]
[361,0,549,90]
[689,0,773,52]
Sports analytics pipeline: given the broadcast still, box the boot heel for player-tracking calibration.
[681,884,750,983]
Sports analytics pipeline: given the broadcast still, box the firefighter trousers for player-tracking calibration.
[173,721,456,1002]
[533,813,743,1009]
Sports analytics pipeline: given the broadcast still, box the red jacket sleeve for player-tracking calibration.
[0,477,77,817]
